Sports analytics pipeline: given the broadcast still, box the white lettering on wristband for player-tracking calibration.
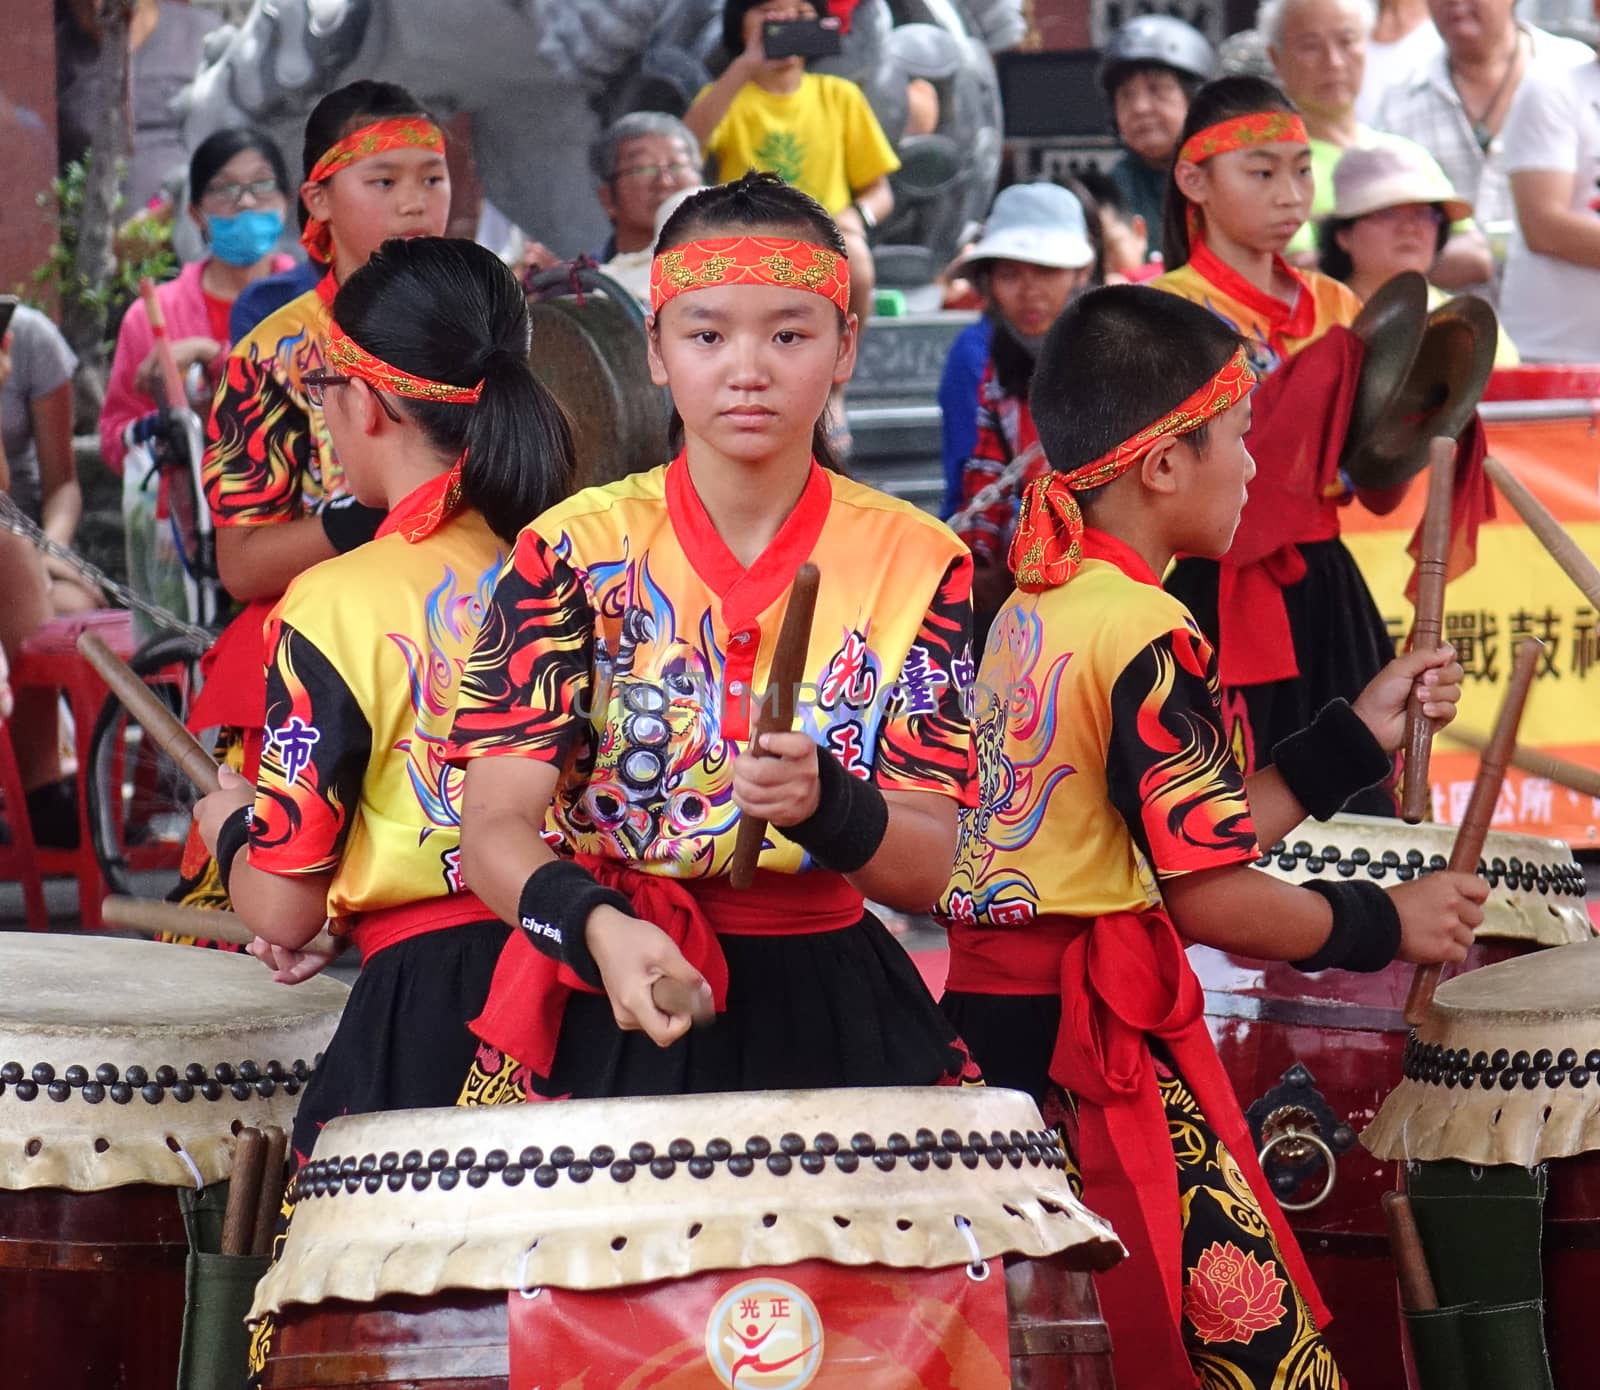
[520,915,563,947]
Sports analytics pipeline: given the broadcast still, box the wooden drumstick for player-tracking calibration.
[728,563,822,890]
[1441,725,1600,801]
[222,1127,268,1257]
[250,1126,289,1257]
[651,976,714,1029]
[1405,638,1541,1025]
[101,895,339,956]
[77,632,221,796]
[1381,1190,1438,1312]
[139,276,191,413]
[1484,455,1600,610]
[1401,438,1457,824]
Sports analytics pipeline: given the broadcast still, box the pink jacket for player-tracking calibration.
[99,255,293,475]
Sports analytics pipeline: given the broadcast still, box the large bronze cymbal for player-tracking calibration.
[1346,291,1499,491]
[1340,270,1427,479]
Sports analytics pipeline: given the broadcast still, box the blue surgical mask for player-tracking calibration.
[207,208,286,267]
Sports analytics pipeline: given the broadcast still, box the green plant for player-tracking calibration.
[28,157,177,358]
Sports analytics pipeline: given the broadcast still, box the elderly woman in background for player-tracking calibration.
[1262,0,1491,287]
[1318,143,1518,363]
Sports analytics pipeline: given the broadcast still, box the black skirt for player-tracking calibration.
[289,919,509,1164]
[940,990,1060,1110]
[1167,538,1398,817]
[529,913,975,1099]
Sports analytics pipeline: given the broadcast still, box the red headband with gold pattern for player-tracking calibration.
[650,236,851,315]
[1008,347,1256,591]
[299,116,446,262]
[324,321,483,404]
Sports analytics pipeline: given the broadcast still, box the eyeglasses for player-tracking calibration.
[201,178,282,209]
[612,159,698,183]
[1364,204,1446,230]
[301,370,404,422]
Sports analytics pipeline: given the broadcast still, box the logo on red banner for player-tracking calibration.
[705,1277,823,1389]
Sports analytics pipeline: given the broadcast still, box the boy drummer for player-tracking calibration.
[937,285,1487,1389]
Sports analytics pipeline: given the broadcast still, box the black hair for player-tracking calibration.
[1162,76,1298,270]
[1030,285,1242,479]
[722,0,818,58]
[654,171,847,471]
[188,126,291,206]
[1316,210,1451,284]
[331,237,575,543]
[298,81,438,251]
[1106,59,1206,104]
[1073,166,1132,224]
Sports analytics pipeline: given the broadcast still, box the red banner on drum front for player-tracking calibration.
[508,1258,1012,1389]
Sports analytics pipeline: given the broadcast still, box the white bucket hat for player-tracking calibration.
[952,182,1096,274]
[1331,143,1473,224]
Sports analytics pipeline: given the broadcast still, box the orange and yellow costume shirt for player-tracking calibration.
[202,273,344,528]
[446,457,976,878]
[1152,241,1361,380]
[937,529,1259,930]
[248,474,505,927]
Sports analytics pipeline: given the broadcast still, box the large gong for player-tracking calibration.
[526,266,673,490]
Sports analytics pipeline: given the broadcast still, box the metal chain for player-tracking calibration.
[0,492,214,647]
[944,439,1046,537]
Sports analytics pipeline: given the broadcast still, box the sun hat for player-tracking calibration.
[951,182,1096,274]
[1331,143,1473,223]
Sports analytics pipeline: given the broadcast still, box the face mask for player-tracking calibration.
[207,208,285,266]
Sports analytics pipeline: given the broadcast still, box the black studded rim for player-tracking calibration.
[0,1056,320,1107]
[1401,1032,1600,1093]
[1254,840,1586,896]
[289,1128,1072,1203]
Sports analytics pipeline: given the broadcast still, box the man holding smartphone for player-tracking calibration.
[686,0,899,338]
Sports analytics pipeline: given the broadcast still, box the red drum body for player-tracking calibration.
[263,1256,1114,1389]
[1199,815,1592,1389]
[0,1185,187,1389]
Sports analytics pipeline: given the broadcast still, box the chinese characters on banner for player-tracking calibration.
[1343,399,1600,846]
[508,1259,1012,1389]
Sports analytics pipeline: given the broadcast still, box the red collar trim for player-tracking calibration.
[376,463,463,543]
[315,269,339,307]
[1081,528,1161,588]
[1188,238,1316,341]
[664,453,832,627]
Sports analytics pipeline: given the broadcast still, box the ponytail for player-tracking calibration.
[331,237,576,541]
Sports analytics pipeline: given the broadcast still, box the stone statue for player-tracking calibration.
[177,0,1023,269]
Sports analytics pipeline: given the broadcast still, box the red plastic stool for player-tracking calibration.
[0,710,55,931]
[9,610,139,929]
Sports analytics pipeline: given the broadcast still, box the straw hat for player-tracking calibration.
[1331,143,1473,223]
[951,182,1095,274]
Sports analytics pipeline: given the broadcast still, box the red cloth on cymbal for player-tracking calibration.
[1217,328,1364,686]
[1404,412,1494,604]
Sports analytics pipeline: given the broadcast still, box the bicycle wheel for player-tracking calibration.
[85,631,212,900]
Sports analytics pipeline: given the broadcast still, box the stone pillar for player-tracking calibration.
[0,0,60,298]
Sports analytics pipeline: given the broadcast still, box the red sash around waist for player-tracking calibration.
[470,858,864,1077]
[948,911,1329,1389]
[347,891,496,966]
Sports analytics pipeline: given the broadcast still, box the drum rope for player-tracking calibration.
[171,1138,206,1191]
[952,1213,989,1281]
[516,1243,545,1299]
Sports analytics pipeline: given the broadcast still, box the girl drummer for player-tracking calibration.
[1152,75,1407,814]
[193,235,574,1162]
[181,79,451,912]
[447,172,978,1101]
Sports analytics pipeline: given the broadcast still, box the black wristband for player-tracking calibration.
[1271,699,1392,821]
[516,860,633,989]
[215,804,253,895]
[319,497,388,553]
[1292,880,1402,973]
[781,745,889,875]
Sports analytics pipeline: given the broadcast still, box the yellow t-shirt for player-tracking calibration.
[706,72,901,214]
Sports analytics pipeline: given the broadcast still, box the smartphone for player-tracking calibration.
[0,295,18,342]
[763,16,842,59]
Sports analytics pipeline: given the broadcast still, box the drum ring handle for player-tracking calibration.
[516,1242,545,1300]
[1257,1128,1337,1212]
[953,1214,989,1281]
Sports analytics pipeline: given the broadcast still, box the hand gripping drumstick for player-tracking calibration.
[1484,455,1600,610]
[1381,1190,1439,1313]
[221,1127,268,1256]
[1404,638,1541,1026]
[77,631,222,796]
[139,276,191,413]
[728,563,822,890]
[1401,438,1457,824]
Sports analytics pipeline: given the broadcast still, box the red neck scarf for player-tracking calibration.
[1006,348,1256,591]
[1187,238,1318,346]
[650,236,851,316]
[299,116,446,263]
